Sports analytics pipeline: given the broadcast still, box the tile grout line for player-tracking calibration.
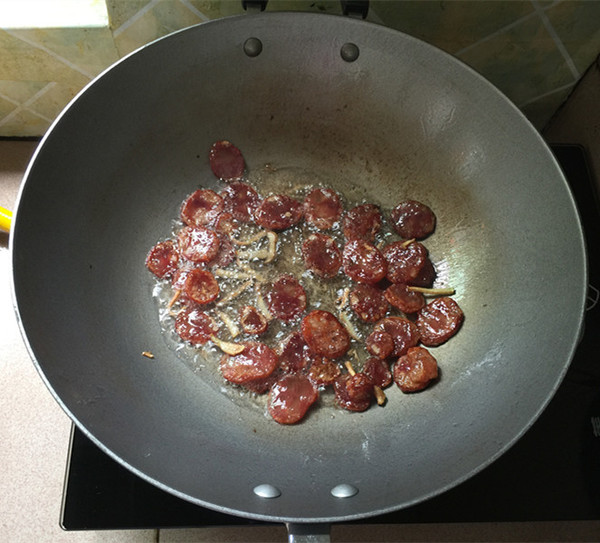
[2,29,96,80]
[0,82,57,128]
[112,0,163,38]
[531,0,580,80]
[517,80,576,108]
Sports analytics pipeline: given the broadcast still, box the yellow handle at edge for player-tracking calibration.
[0,206,12,233]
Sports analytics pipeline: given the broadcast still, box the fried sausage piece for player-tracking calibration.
[416,297,464,346]
[394,346,438,392]
[301,310,350,359]
[390,200,436,239]
[269,374,319,424]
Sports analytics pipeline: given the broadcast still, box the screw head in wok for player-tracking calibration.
[340,43,360,62]
[331,483,359,498]
[253,483,281,498]
[244,37,263,57]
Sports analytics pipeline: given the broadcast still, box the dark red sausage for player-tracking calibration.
[183,268,219,304]
[384,283,425,314]
[177,226,220,263]
[219,341,278,385]
[301,310,350,359]
[365,329,395,359]
[373,317,420,358]
[342,204,381,242]
[265,275,307,323]
[278,331,310,374]
[342,239,387,284]
[211,211,239,235]
[334,373,374,412]
[301,233,342,278]
[175,307,218,345]
[171,265,194,291]
[363,357,392,388]
[416,297,464,346]
[410,257,436,288]
[209,140,245,181]
[389,200,436,239]
[394,346,438,392]
[220,182,261,223]
[254,194,303,231]
[303,187,343,230]
[383,240,427,285]
[209,234,237,268]
[146,240,179,279]
[239,305,268,335]
[268,374,318,424]
[348,284,389,322]
[180,189,224,227]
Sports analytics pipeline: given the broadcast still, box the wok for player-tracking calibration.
[11,10,586,539]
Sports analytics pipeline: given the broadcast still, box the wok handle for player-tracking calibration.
[286,522,331,543]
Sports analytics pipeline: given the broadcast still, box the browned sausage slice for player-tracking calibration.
[301,310,350,359]
[303,187,343,230]
[301,233,342,278]
[390,200,436,239]
[220,341,278,384]
[209,140,245,181]
[266,275,307,323]
[180,189,224,227]
[416,297,464,346]
[177,226,220,263]
[220,182,261,223]
[183,268,219,304]
[365,329,395,359]
[394,346,438,392]
[278,331,310,374]
[373,317,420,358]
[342,204,381,242]
[342,239,387,284]
[175,307,218,345]
[268,374,318,424]
[383,241,427,285]
[307,355,341,387]
[334,373,374,412]
[363,357,392,388]
[254,194,303,231]
[146,240,179,279]
[239,305,268,335]
[384,283,425,314]
[349,284,389,322]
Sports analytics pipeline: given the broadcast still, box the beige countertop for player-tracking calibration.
[2,138,600,542]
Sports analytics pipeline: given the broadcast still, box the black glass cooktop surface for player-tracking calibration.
[61,144,600,530]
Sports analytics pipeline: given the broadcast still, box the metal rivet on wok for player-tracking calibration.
[244,37,263,57]
[331,483,359,498]
[340,42,360,62]
[253,484,281,499]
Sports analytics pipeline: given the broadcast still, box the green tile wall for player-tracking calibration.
[1,0,599,136]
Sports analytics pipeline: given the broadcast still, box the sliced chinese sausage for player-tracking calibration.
[265,275,307,323]
[242,370,281,395]
[180,189,224,227]
[363,357,393,388]
[349,284,389,322]
[145,240,179,279]
[239,305,268,335]
[220,182,261,223]
[416,297,464,346]
[342,203,382,242]
[301,310,350,359]
[373,317,420,358]
[219,341,278,385]
[342,239,387,284]
[410,257,436,288]
[334,372,374,412]
[183,268,219,304]
[268,374,319,425]
[254,194,303,231]
[175,307,218,345]
[209,140,245,181]
[383,240,428,285]
[209,234,237,268]
[303,187,343,230]
[390,200,436,239]
[394,346,439,392]
[307,355,341,387]
[212,212,239,235]
[301,233,342,278]
[365,329,395,359]
[177,225,220,263]
[384,283,425,314]
[278,332,310,374]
